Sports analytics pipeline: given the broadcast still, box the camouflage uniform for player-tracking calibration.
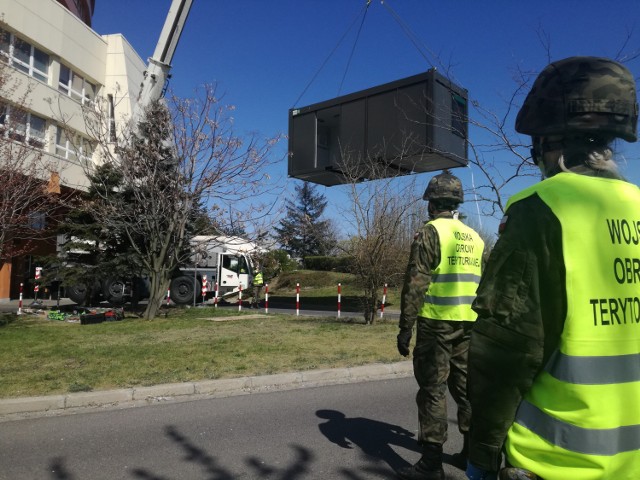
[467,57,639,477]
[399,211,480,445]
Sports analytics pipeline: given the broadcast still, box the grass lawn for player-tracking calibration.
[0,306,402,399]
[268,270,401,312]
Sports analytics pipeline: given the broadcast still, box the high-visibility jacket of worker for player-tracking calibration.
[504,172,640,479]
[253,272,264,286]
[419,217,484,321]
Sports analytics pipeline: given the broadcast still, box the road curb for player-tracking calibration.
[0,361,413,419]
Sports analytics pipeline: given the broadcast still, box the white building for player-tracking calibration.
[0,0,146,301]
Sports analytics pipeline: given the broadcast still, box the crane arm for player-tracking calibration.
[132,0,194,123]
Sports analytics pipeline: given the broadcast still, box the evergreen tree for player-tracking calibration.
[274,182,336,259]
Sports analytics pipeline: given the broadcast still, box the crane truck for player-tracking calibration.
[62,0,256,306]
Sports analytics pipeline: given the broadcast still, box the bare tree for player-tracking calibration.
[0,55,67,266]
[71,83,282,320]
[335,150,424,324]
[464,29,640,221]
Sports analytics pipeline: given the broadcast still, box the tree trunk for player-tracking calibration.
[143,273,170,320]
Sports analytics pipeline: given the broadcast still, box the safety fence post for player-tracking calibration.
[201,275,207,304]
[238,284,243,312]
[33,266,42,303]
[380,283,387,319]
[17,283,23,315]
[264,283,269,314]
[337,283,342,318]
[296,283,300,316]
[213,282,219,308]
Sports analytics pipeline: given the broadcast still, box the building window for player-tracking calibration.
[58,64,96,105]
[0,29,49,83]
[0,104,47,149]
[27,212,46,230]
[56,126,94,163]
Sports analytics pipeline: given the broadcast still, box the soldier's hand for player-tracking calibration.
[397,328,412,357]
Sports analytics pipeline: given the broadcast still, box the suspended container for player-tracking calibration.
[288,69,469,186]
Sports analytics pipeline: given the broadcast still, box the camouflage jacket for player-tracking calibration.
[467,169,628,471]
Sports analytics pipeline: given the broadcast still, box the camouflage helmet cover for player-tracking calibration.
[423,170,464,203]
[515,56,639,142]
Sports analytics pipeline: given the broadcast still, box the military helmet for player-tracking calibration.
[515,56,638,142]
[423,170,464,203]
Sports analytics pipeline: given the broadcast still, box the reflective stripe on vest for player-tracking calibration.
[504,173,640,479]
[418,218,484,321]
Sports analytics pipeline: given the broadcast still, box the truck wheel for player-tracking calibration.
[170,276,197,305]
[67,283,88,305]
[103,278,126,305]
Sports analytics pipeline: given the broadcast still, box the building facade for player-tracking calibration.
[0,0,146,301]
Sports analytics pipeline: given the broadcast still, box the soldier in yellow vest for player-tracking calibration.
[397,170,485,480]
[466,57,640,480]
[250,265,264,309]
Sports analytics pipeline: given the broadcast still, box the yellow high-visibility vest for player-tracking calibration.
[419,218,484,321]
[504,172,640,479]
[253,272,264,286]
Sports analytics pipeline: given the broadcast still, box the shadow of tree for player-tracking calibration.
[47,417,419,479]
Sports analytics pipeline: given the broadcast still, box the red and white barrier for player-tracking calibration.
[166,288,170,307]
[238,284,243,312]
[213,282,219,308]
[34,266,42,301]
[201,275,207,301]
[380,283,387,318]
[337,283,342,318]
[17,282,23,315]
[296,283,300,316]
[264,283,269,313]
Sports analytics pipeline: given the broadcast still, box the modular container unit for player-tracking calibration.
[288,69,469,186]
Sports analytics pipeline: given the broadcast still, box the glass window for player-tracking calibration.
[10,108,27,141]
[0,104,7,127]
[79,137,94,161]
[27,212,46,230]
[28,114,46,148]
[12,38,30,74]
[1,33,49,82]
[70,72,84,101]
[84,81,96,104]
[32,47,48,82]
[58,65,71,94]
[0,106,46,149]
[56,127,75,159]
[59,64,97,105]
[0,29,10,58]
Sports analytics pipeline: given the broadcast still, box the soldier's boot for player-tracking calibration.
[499,467,538,479]
[397,443,444,480]
[450,432,469,470]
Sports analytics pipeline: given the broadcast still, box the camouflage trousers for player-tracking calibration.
[251,285,263,306]
[412,317,472,445]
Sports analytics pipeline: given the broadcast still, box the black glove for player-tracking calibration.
[397,328,412,357]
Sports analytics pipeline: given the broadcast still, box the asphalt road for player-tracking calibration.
[0,377,467,480]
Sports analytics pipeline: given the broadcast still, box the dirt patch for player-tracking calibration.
[208,314,270,322]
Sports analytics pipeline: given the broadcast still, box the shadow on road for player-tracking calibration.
[46,418,420,479]
[316,409,421,473]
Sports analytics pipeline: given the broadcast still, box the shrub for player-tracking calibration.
[304,256,351,272]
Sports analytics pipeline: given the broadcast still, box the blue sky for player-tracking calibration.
[91,0,640,237]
